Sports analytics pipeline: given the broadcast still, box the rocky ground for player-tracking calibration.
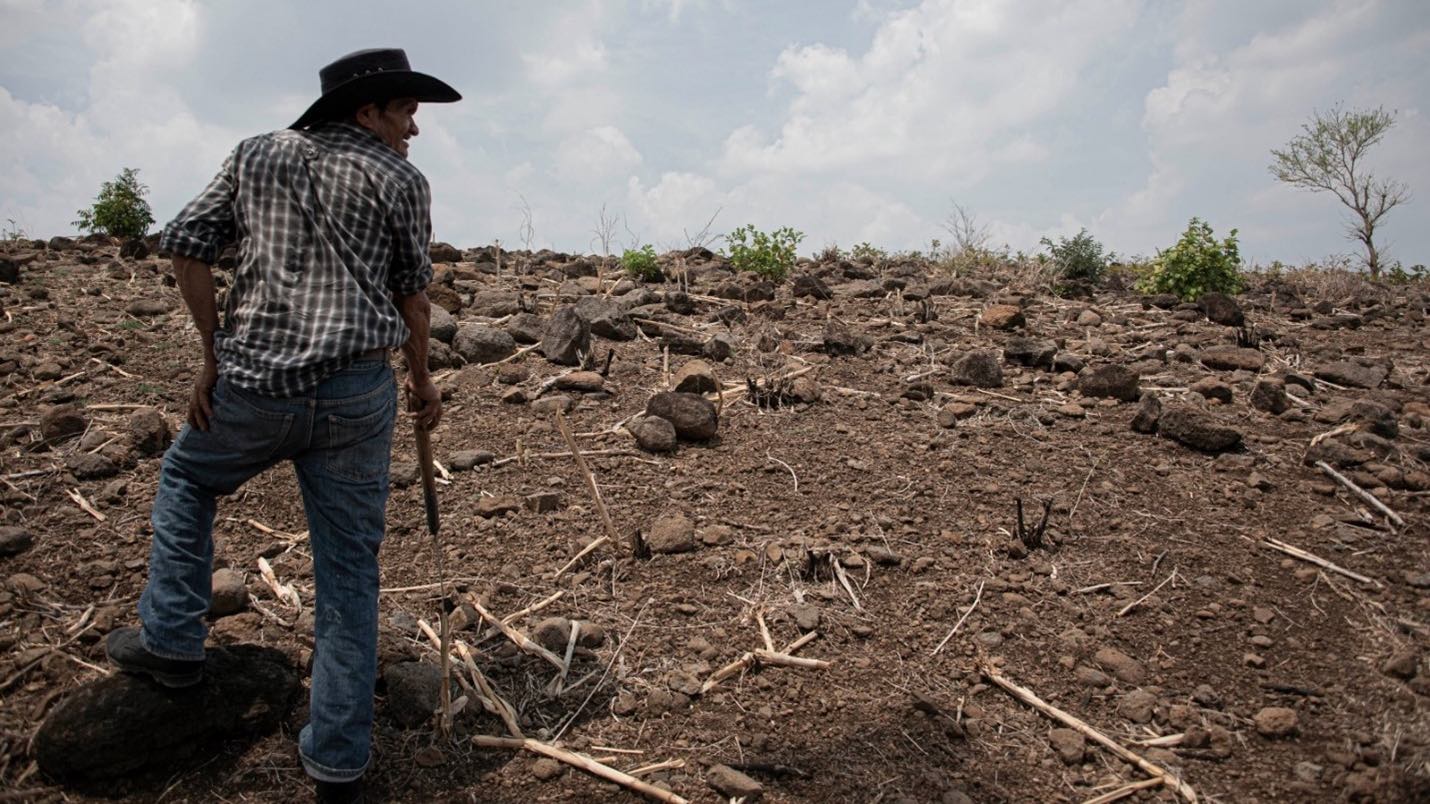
[0,235,1427,803]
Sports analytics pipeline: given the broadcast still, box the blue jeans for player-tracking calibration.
[138,359,397,782]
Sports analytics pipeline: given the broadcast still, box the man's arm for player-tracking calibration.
[173,256,220,430]
[396,290,441,430]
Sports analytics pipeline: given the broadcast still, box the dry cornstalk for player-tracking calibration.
[473,736,688,804]
[629,758,686,777]
[469,598,566,671]
[981,663,1198,803]
[553,536,610,580]
[66,488,106,522]
[491,448,641,469]
[1264,538,1379,586]
[549,620,581,696]
[1117,571,1177,618]
[472,591,566,648]
[752,649,830,669]
[832,560,863,610]
[1081,777,1165,804]
[1316,460,1405,528]
[756,610,774,651]
[932,579,985,656]
[455,642,523,738]
[701,653,756,694]
[554,409,625,553]
[256,557,301,609]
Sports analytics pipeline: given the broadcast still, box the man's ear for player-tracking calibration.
[353,102,380,130]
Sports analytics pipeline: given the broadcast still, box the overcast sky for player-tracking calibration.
[2,0,1426,267]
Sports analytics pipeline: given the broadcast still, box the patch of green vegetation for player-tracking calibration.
[1137,217,1243,300]
[620,245,661,282]
[74,167,155,239]
[725,225,804,282]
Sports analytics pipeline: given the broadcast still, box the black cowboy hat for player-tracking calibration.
[291,48,460,130]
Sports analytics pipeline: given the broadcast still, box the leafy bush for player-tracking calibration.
[1137,218,1243,300]
[74,167,154,239]
[1040,228,1111,284]
[726,224,804,282]
[850,242,887,262]
[620,245,661,282]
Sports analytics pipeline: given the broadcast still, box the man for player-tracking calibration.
[104,49,460,801]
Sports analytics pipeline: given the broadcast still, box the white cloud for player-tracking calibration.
[553,125,643,180]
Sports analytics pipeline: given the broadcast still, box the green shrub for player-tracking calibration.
[620,245,661,281]
[1137,218,1243,300]
[74,167,154,239]
[850,242,887,262]
[725,224,804,282]
[1040,228,1111,284]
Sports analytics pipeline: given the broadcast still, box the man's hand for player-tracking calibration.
[406,375,442,431]
[189,359,218,431]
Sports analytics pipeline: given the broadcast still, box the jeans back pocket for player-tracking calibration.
[322,389,396,484]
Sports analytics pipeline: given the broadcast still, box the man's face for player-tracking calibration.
[356,98,420,158]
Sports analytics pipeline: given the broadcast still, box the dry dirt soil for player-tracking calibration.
[1,237,1428,803]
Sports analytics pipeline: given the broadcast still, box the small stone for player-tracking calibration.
[1119,689,1157,724]
[0,526,35,556]
[1075,666,1112,688]
[125,298,172,317]
[1093,647,1145,684]
[671,360,719,394]
[1048,728,1086,764]
[40,404,87,441]
[554,371,605,393]
[1199,292,1244,327]
[531,395,575,416]
[1189,377,1233,404]
[524,492,562,514]
[1003,337,1057,369]
[208,569,249,617]
[1077,365,1140,402]
[646,392,719,441]
[66,451,119,480]
[1159,406,1243,453]
[532,617,575,652]
[1250,378,1290,415]
[476,495,522,518]
[383,661,443,728]
[708,765,763,801]
[1254,706,1299,738]
[1131,393,1161,434]
[450,450,495,471]
[128,407,172,456]
[531,757,564,781]
[647,511,697,554]
[1382,650,1420,680]
[950,350,1003,388]
[792,604,821,632]
[1199,346,1265,372]
[628,414,678,453]
[1314,361,1387,390]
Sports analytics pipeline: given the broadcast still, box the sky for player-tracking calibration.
[1,0,1427,267]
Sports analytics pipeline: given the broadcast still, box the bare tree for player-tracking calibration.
[942,202,990,255]
[515,193,536,252]
[1270,105,1410,277]
[683,207,724,250]
[590,203,618,258]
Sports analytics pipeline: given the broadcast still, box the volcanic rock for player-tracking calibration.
[672,360,719,394]
[646,392,719,441]
[1190,377,1233,404]
[1315,361,1387,389]
[1199,347,1265,372]
[209,568,248,617]
[1003,337,1057,369]
[541,306,590,366]
[823,319,872,356]
[792,273,832,299]
[708,765,763,801]
[950,351,1004,388]
[1254,706,1299,738]
[628,414,677,453]
[383,661,443,728]
[647,511,697,554]
[429,305,457,343]
[1048,728,1085,765]
[980,304,1025,330]
[40,404,87,441]
[453,324,516,365]
[505,312,545,345]
[128,407,171,456]
[1199,292,1245,327]
[1077,365,1140,402]
[34,645,300,781]
[0,526,34,557]
[1250,378,1290,415]
[1160,406,1243,453]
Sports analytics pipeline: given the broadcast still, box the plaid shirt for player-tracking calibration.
[160,122,433,396]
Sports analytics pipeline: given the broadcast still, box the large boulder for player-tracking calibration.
[1160,407,1243,453]
[950,351,1003,388]
[452,324,516,365]
[541,306,590,366]
[467,291,522,318]
[1077,365,1140,402]
[646,392,719,441]
[34,645,300,782]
